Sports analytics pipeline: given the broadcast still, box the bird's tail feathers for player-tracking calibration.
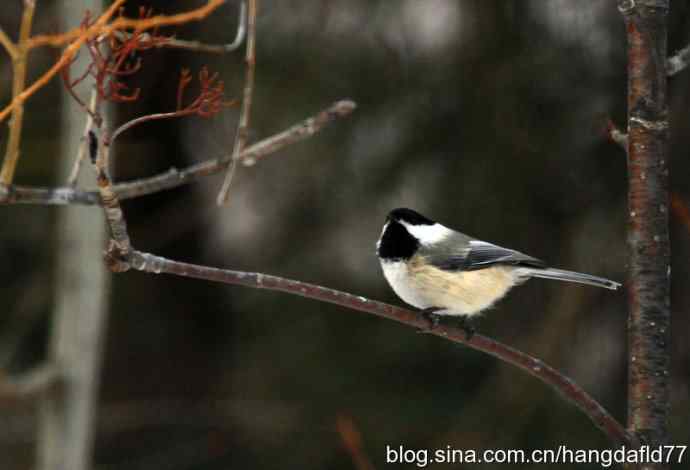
[521,268,621,290]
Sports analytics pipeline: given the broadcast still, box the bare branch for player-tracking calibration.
[100,248,635,448]
[216,0,257,205]
[112,0,247,54]
[0,0,36,185]
[90,131,132,259]
[0,184,100,205]
[240,99,356,166]
[109,66,238,144]
[109,110,195,144]
[0,363,60,399]
[0,0,125,124]
[0,100,356,205]
[336,415,376,470]
[67,88,100,186]
[667,43,690,76]
[0,27,18,59]
[606,120,628,151]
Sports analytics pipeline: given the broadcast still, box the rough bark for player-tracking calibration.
[619,0,671,456]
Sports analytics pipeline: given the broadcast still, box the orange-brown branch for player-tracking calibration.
[28,0,225,48]
[0,0,36,185]
[0,0,225,123]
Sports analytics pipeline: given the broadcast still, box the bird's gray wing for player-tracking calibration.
[424,239,546,272]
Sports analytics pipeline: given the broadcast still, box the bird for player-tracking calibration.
[376,208,621,338]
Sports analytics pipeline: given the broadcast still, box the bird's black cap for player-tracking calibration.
[388,208,435,226]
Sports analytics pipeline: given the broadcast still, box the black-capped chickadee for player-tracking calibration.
[376,208,620,337]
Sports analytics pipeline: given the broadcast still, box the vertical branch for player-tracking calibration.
[67,88,99,186]
[0,0,36,185]
[216,0,256,205]
[618,0,671,452]
[38,3,111,470]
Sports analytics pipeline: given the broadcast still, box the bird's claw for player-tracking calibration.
[417,309,476,340]
[417,307,442,334]
[458,317,476,341]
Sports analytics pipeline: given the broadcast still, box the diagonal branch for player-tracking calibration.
[107,248,635,448]
[0,0,125,125]
[336,415,376,470]
[0,27,18,59]
[0,363,60,399]
[0,100,356,205]
[28,0,226,49]
[67,88,100,186]
[216,0,257,205]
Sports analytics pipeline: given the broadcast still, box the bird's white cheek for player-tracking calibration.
[399,222,452,245]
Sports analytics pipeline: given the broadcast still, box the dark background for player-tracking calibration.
[1,1,689,468]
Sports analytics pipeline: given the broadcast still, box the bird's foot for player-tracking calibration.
[456,316,476,341]
[418,307,443,334]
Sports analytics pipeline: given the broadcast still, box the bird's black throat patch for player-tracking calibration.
[378,219,419,261]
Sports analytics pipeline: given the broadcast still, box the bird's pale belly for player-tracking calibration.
[380,256,518,316]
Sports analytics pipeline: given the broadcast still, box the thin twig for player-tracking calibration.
[0,0,36,185]
[0,363,60,399]
[0,100,356,205]
[608,127,690,239]
[67,88,100,186]
[106,248,635,448]
[0,0,125,125]
[112,0,246,54]
[109,110,195,144]
[0,27,18,59]
[0,0,226,123]
[0,184,101,205]
[90,131,132,259]
[336,415,376,470]
[108,66,240,144]
[28,0,226,49]
[240,99,355,166]
[667,43,690,76]
[216,0,257,205]
[606,120,628,151]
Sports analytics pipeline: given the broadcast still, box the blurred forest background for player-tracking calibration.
[1,0,689,468]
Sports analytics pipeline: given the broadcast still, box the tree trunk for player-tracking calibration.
[619,0,671,460]
[37,1,110,469]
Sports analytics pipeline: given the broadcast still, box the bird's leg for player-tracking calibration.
[418,307,443,333]
[456,316,476,341]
